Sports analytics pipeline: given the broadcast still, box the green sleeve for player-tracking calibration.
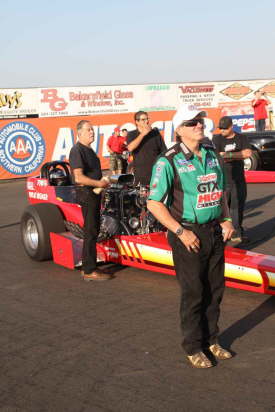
[148,157,174,203]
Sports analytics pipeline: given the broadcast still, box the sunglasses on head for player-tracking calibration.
[181,118,204,127]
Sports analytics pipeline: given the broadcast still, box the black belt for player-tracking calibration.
[181,219,219,230]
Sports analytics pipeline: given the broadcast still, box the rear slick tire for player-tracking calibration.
[244,152,260,171]
[21,203,65,261]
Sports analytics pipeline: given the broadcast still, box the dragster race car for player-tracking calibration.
[21,161,275,295]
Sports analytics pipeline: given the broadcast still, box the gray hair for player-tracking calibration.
[76,120,91,133]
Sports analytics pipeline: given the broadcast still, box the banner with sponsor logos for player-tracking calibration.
[0,108,221,179]
[37,79,275,125]
[2,76,275,179]
[39,85,139,117]
[0,88,38,118]
[1,79,275,130]
[177,79,275,131]
[38,83,178,117]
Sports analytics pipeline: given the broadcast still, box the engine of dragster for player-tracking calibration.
[97,174,163,242]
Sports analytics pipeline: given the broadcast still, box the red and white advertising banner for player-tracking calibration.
[1,78,275,120]
[38,78,274,119]
[0,88,38,118]
[38,85,140,117]
[176,79,275,129]
[0,109,221,179]
[177,82,219,108]
[177,79,275,110]
[38,83,179,118]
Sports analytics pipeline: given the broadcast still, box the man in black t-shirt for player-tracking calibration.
[127,111,167,186]
[213,116,252,242]
[69,120,112,281]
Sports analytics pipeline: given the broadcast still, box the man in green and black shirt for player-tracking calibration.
[147,105,234,369]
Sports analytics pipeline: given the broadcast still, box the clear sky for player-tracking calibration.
[1,0,275,89]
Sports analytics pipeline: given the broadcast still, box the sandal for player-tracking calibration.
[209,344,232,360]
[187,351,213,368]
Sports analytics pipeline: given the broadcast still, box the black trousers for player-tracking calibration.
[255,119,266,132]
[168,223,225,355]
[77,188,101,274]
[226,180,247,236]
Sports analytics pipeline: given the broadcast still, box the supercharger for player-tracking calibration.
[98,174,162,242]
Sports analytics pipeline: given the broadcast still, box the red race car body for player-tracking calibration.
[21,161,275,295]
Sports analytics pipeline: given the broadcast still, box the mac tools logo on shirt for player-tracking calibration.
[0,121,45,175]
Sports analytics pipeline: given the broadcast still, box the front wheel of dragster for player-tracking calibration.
[21,203,66,261]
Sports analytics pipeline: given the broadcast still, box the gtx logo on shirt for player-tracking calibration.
[197,181,219,192]
[196,174,222,209]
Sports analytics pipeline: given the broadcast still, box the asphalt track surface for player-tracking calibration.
[0,180,275,412]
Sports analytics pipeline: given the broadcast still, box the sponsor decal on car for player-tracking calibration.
[27,181,34,191]
[37,179,48,187]
[29,192,48,200]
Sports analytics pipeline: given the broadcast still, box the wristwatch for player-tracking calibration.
[175,226,184,236]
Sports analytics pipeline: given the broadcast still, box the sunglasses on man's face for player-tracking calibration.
[181,118,204,127]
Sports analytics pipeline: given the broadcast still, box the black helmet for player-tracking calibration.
[49,168,69,186]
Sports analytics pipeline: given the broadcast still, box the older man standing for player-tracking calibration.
[69,120,112,281]
[147,105,234,368]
